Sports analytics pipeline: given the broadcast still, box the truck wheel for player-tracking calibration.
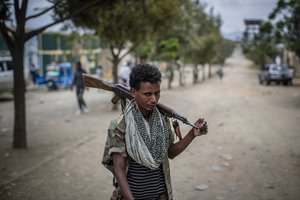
[47,81,57,90]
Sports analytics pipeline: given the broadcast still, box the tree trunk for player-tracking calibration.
[112,58,120,84]
[208,63,212,78]
[202,65,205,81]
[112,57,120,110]
[179,64,184,86]
[13,40,27,148]
[193,64,198,84]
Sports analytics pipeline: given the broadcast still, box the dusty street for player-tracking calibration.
[0,47,300,200]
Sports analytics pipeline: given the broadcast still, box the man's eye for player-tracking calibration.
[144,93,151,96]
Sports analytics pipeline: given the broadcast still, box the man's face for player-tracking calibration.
[131,82,161,117]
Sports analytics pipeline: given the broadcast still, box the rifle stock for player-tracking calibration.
[83,74,114,91]
[82,74,198,129]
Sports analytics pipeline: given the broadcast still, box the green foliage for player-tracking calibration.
[63,0,186,83]
[214,39,235,65]
[158,38,180,61]
[179,1,227,66]
[268,0,300,58]
[54,0,111,27]
[136,41,155,60]
[58,0,230,68]
[67,0,185,50]
[242,22,278,66]
[242,0,300,65]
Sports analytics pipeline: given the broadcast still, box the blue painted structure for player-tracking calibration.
[45,62,73,90]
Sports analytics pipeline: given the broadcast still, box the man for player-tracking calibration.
[102,64,207,200]
[30,64,37,85]
[118,62,132,87]
[166,61,174,89]
[71,61,88,115]
[217,67,224,80]
[96,65,104,80]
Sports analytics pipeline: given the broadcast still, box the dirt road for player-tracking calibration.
[0,47,300,200]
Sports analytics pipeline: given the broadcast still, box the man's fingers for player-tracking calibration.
[200,121,208,134]
[198,118,204,123]
[193,119,208,135]
[195,118,204,125]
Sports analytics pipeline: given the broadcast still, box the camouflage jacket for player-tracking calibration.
[102,114,174,200]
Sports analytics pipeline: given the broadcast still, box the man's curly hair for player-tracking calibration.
[129,64,162,90]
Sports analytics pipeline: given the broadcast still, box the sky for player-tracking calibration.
[204,0,277,40]
[25,0,278,41]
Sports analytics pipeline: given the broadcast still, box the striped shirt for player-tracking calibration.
[122,157,166,200]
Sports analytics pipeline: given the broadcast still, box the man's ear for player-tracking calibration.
[131,88,137,98]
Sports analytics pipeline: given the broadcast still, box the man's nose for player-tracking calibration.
[150,94,158,103]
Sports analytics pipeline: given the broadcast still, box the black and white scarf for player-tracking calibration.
[124,100,170,169]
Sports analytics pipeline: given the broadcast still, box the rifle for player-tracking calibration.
[82,74,198,129]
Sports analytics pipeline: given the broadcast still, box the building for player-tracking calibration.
[0,31,103,79]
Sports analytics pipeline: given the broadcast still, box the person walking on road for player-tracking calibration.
[118,62,131,88]
[166,61,174,89]
[102,64,208,200]
[96,65,104,80]
[217,67,224,80]
[71,61,89,115]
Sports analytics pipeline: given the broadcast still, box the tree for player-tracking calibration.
[61,0,186,109]
[158,38,180,61]
[269,0,300,58]
[157,37,180,89]
[213,39,235,67]
[181,1,223,83]
[189,34,219,82]
[134,41,155,64]
[242,22,278,66]
[65,0,186,84]
[0,0,111,148]
[242,0,300,67]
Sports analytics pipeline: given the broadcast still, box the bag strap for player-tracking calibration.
[172,120,182,140]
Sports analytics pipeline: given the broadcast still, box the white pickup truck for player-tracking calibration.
[258,64,293,85]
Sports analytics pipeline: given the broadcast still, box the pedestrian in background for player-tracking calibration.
[217,67,224,80]
[96,65,104,93]
[102,64,208,200]
[166,61,174,89]
[30,64,37,85]
[71,61,89,115]
[96,65,104,80]
[118,62,131,88]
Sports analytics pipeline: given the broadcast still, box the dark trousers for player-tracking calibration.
[76,88,86,111]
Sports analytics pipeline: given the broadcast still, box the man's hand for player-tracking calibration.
[168,118,208,159]
[192,118,208,137]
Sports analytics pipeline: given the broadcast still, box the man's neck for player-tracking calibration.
[141,111,150,122]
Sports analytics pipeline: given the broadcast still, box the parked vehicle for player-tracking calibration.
[258,64,293,85]
[0,56,30,93]
[45,62,73,90]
